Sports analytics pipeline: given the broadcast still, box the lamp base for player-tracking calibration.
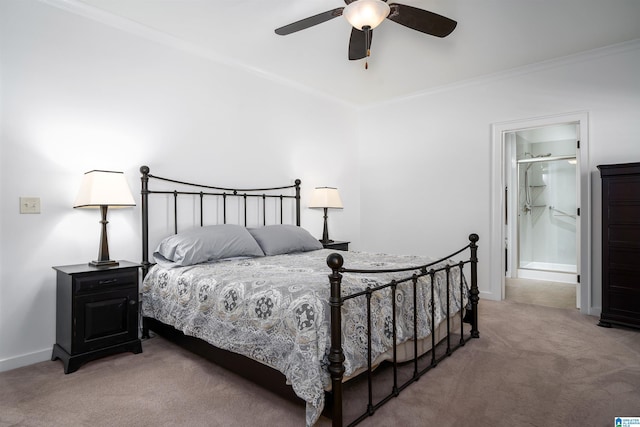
[89,259,119,268]
[319,239,334,244]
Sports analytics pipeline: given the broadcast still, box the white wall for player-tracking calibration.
[358,41,640,308]
[0,0,359,371]
[2,0,639,372]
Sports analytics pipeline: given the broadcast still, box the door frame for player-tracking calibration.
[490,111,592,314]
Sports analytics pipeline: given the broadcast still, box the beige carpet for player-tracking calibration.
[506,277,577,310]
[1,299,639,427]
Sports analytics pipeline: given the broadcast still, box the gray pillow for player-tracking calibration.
[248,224,323,256]
[154,224,264,266]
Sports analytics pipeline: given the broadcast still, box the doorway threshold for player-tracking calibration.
[517,268,577,284]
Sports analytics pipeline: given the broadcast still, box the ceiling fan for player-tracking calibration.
[274,0,457,66]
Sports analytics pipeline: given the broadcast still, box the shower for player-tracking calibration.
[521,152,551,215]
[508,127,579,285]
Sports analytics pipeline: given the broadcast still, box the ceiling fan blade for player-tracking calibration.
[348,27,373,60]
[387,4,457,37]
[275,8,344,35]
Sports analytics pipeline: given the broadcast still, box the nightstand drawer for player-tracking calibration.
[75,269,137,293]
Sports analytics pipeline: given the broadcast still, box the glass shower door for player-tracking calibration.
[518,158,577,274]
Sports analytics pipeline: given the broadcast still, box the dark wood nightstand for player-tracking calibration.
[51,261,142,373]
[322,241,350,251]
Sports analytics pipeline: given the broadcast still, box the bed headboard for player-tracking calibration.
[140,165,301,276]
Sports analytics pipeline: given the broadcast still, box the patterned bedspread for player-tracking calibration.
[141,249,468,426]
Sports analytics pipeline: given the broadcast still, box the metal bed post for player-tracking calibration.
[327,253,345,427]
[140,165,151,340]
[295,179,301,226]
[199,192,204,226]
[140,166,151,278]
[468,233,480,338]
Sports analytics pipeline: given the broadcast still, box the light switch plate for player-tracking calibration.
[20,197,41,214]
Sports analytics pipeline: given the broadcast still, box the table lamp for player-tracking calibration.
[309,187,343,244]
[74,170,136,267]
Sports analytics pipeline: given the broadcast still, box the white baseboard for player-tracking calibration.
[0,348,52,373]
[479,290,500,301]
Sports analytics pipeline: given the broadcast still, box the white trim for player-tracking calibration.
[0,348,51,373]
[39,1,640,111]
[363,39,640,110]
[517,269,578,284]
[490,112,592,314]
[38,0,355,109]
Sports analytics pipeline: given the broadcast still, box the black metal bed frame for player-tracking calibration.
[326,238,479,426]
[139,165,480,427]
[140,165,301,277]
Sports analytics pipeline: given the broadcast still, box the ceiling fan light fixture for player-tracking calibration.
[343,0,390,30]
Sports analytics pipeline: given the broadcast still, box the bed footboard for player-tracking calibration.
[327,234,480,427]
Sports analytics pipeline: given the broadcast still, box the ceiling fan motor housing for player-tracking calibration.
[343,0,391,30]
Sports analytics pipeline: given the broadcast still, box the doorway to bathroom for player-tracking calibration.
[507,124,578,283]
[505,123,580,308]
[490,112,591,313]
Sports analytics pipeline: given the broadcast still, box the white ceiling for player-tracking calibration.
[72,0,640,106]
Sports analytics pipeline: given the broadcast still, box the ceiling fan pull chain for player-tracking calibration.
[364,25,371,70]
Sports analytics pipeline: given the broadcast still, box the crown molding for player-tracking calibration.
[35,1,640,111]
[38,0,356,109]
[362,38,640,110]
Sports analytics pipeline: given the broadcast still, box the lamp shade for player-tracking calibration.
[74,170,136,208]
[309,187,343,209]
[343,0,390,30]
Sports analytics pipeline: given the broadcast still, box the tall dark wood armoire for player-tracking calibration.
[597,162,640,330]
